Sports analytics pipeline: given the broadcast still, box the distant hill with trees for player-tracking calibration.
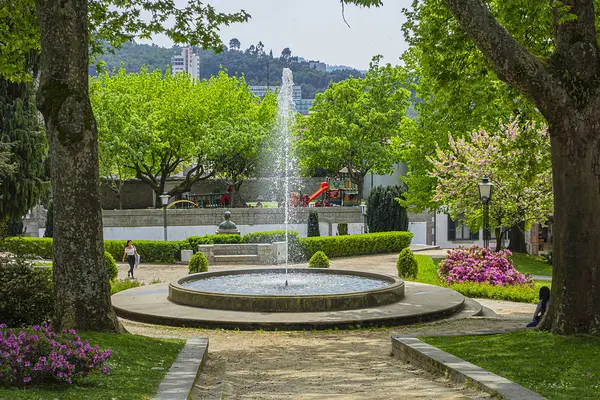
[91,41,364,99]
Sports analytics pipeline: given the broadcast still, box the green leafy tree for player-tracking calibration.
[206,75,278,206]
[366,185,409,233]
[343,0,600,334]
[280,47,292,62]
[429,120,553,251]
[2,0,249,332]
[229,38,241,50]
[297,56,413,196]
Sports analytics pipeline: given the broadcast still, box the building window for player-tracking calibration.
[447,215,479,241]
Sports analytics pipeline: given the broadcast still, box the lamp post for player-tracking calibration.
[159,194,170,241]
[478,177,494,248]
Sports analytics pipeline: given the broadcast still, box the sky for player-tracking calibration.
[139,0,413,70]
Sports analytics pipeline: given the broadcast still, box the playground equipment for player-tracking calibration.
[293,177,360,207]
[166,200,199,209]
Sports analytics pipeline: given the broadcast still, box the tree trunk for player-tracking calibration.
[508,222,528,254]
[538,118,600,335]
[494,227,502,252]
[35,0,122,332]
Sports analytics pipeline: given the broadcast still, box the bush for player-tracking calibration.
[110,279,144,295]
[7,218,24,236]
[188,252,208,274]
[337,223,348,236]
[0,322,112,387]
[307,211,320,237]
[300,231,413,259]
[104,251,118,281]
[104,240,190,263]
[397,248,418,279]
[308,251,330,268]
[438,245,532,287]
[0,257,53,328]
[2,237,53,259]
[366,185,409,233]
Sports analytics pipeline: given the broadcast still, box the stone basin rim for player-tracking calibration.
[169,268,405,312]
[172,267,401,298]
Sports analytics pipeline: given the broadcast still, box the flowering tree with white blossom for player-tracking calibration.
[429,119,553,251]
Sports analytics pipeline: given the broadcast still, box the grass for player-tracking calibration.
[422,330,600,400]
[110,279,144,294]
[0,332,185,400]
[412,254,547,304]
[511,252,553,276]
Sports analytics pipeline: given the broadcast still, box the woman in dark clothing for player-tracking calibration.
[527,286,550,327]
[122,240,139,279]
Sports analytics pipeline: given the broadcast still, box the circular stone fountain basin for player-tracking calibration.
[169,268,405,312]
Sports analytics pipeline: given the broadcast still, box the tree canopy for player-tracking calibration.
[296,56,413,195]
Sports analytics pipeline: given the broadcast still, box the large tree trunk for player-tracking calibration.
[538,119,600,334]
[508,222,528,254]
[36,0,122,332]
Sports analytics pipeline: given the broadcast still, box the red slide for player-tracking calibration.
[308,182,329,203]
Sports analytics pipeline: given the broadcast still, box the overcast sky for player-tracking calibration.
[139,0,413,70]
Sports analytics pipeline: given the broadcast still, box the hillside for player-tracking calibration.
[91,41,364,99]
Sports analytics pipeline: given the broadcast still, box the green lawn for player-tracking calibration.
[511,252,553,276]
[412,254,547,303]
[423,330,600,400]
[0,332,184,400]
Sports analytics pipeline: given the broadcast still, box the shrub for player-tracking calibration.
[337,223,348,236]
[307,211,320,237]
[188,252,208,274]
[397,248,418,279]
[104,251,118,281]
[0,257,53,327]
[0,322,112,387]
[7,218,24,236]
[438,245,533,287]
[300,231,413,259]
[308,251,330,268]
[110,279,144,295]
[2,237,53,259]
[104,240,190,263]
[366,185,409,232]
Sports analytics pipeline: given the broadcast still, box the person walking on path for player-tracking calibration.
[122,240,139,279]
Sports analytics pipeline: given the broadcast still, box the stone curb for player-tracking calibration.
[154,337,209,400]
[391,336,545,400]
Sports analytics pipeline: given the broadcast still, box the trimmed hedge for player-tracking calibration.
[187,234,242,252]
[2,237,53,259]
[104,251,118,281]
[300,231,413,259]
[242,230,298,243]
[105,240,190,263]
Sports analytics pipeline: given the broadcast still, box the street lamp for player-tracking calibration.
[478,176,494,248]
[159,193,170,241]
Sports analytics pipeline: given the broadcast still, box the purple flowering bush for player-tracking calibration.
[438,245,533,287]
[0,322,112,387]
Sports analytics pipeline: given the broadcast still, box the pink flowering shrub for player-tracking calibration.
[438,245,532,287]
[0,322,112,387]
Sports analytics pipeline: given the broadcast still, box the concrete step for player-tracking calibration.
[213,254,260,264]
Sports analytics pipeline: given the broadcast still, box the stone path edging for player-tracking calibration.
[391,336,545,400]
[154,337,209,400]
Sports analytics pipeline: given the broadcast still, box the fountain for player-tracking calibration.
[111,69,482,329]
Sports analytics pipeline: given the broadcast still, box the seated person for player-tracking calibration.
[255,201,263,208]
[527,286,550,328]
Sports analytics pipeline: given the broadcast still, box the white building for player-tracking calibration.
[171,47,199,79]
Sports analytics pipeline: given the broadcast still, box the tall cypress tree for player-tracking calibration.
[0,52,49,223]
[366,185,409,232]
